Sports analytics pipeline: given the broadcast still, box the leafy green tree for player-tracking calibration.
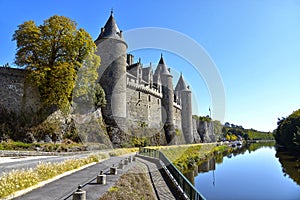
[226,134,231,141]
[13,15,100,113]
[242,133,249,140]
[72,52,102,113]
[224,122,230,127]
[94,83,106,109]
[230,134,237,141]
[275,109,300,150]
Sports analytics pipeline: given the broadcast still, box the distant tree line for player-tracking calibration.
[222,122,273,141]
[192,115,273,142]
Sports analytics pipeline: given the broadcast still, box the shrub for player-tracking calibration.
[275,109,300,150]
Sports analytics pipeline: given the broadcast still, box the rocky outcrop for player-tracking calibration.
[192,119,202,143]
[192,118,216,143]
[11,108,113,149]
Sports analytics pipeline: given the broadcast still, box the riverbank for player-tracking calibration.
[145,143,231,172]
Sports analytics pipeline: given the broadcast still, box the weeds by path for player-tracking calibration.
[99,161,156,200]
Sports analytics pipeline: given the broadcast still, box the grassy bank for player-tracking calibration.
[159,143,231,172]
[108,148,139,156]
[99,161,156,200]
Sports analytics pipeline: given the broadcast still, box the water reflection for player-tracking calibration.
[184,142,300,200]
[183,142,298,185]
[184,157,216,185]
[276,150,300,186]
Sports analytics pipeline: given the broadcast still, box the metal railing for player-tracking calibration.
[139,148,205,200]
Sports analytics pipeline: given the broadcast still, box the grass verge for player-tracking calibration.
[160,143,231,172]
[108,147,139,156]
[99,161,156,200]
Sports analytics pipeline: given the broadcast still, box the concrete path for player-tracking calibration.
[12,153,136,200]
[136,156,177,200]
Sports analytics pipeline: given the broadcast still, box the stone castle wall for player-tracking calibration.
[173,104,182,131]
[126,85,182,130]
[96,39,127,119]
[0,68,40,113]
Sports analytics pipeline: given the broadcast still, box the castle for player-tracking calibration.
[0,12,210,146]
[95,12,193,144]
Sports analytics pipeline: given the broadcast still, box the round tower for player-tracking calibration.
[158,55,176,144]
[94,11,127,121]
[175,74,193,143]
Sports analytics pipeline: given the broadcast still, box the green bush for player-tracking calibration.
[275,109,300,150]
[131,137,150,147]
[0,141,38,150]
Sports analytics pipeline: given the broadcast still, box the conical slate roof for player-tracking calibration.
[95,11,125,42]
[158,55,171,76]
[158,55,165,65]
[175,74,189,91]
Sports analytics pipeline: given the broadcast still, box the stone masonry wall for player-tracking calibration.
[148,93,162,128]
[126,87,162,129]
[0,68,26,113]
[173,106,182,132]
[0,68,41,114]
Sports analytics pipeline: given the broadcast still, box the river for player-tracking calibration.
[184,143,300,200]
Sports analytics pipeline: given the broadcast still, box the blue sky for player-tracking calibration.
[1,0,300,131]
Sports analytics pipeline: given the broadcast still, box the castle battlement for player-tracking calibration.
[0,67,26,78]
[127,78,163,99]
[173,102,181,110]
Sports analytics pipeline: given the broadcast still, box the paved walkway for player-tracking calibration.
[136,156,177,200]
[9,153,179,200]
[12,153,136,200]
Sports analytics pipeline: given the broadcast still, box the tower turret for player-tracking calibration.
[157,55,176,144]
[95,11,127,123]
[175,74,193,143]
